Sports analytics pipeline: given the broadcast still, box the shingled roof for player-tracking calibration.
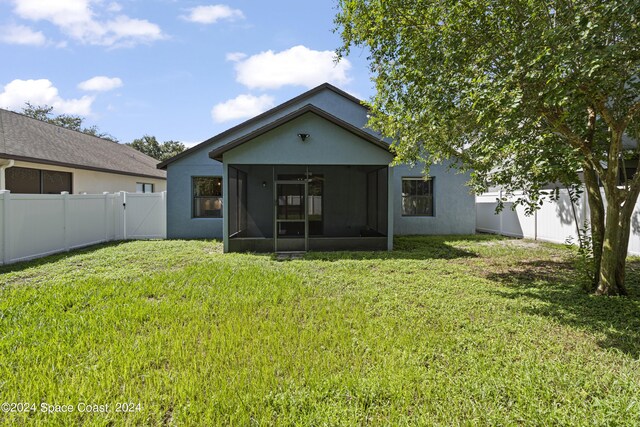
[0,108,165,180]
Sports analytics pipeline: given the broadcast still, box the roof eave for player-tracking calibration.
[0,154,167,180]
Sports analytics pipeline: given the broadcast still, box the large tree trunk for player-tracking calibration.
[582,166,604,291]
[596,192,630,296]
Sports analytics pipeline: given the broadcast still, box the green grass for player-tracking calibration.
[0,236,639,426]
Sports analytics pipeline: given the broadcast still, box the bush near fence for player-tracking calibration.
[476,188,640,256]
[0,191,166,265]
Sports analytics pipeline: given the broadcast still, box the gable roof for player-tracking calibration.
[0,108,165,180]
[158,83,367,169]
[208,104,389,161]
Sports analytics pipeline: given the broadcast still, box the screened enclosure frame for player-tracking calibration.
[225,164,391,252]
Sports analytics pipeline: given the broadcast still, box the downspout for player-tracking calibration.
[0,159,15,190]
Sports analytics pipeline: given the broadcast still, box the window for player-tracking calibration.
[136,182,154,193]
[193,176,222,218]
[402,177,434,216]
[5,167,72,194]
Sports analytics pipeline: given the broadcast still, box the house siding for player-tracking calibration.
[166,162,223,239]
[393,163,476,235]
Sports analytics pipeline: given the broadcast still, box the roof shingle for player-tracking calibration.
[0,108,165,180]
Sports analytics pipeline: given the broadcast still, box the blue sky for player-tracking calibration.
[0,0,373,146]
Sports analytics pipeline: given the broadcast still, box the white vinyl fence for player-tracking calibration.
[476,189,640,256]
[0,191,166,265]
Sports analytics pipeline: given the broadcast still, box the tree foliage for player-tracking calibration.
[336,0,640,295]
[21,103,118,141]
[127,135,186,162]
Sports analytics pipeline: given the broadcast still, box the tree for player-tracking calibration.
[336,0,640,295]
[21,103,117,141]
[127,135,186,162]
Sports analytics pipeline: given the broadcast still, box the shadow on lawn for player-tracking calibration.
[302,235,480,262]
[487,259,640,359]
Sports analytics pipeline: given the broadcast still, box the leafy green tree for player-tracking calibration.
[21,103,117,141]
[336,0,640,295]
[127,135,186,162]
[159,140,187,161]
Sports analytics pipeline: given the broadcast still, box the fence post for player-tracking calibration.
[103,192,110,242]
[62,191,70,251]
[121,191,127,240]
[161,191,167,239]
[498,189,504,235]
[1,190,10,265]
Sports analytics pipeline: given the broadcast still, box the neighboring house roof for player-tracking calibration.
[0,108,165,180]
[158,82,368,169]
[208,104,389,161]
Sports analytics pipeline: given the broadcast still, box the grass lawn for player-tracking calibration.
[0,235,639,426]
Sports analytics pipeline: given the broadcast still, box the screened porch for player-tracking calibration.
[226,164,389,252]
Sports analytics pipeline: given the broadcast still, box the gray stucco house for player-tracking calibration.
[158,83,475,252]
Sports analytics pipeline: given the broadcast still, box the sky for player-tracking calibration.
[0,0,374,146]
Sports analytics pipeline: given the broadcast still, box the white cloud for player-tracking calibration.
[225,51,246,62]
[0,79,94,115]
[0,24,47,45]
[182,5,244,24]
[106,2,122,13]
[13,0,93,27]
[211,94,274,123]
[233,45,352,90]
[10,0,164,47]
[103,15,163,46]
[78,76,123,92]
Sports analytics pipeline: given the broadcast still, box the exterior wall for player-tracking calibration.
[392,162,476,235]
[223,113,392,166]
[166,159,223,239]
[7,160,166,194]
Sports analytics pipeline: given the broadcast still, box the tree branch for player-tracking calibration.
[622,100,640,130]
[541,109,606,177]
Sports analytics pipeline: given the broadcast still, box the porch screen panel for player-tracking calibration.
[228,166,248,237]
[366,167,388,235]
[228,167,238,236]
[237,169,247,233]
[366,170,378,231]
[377,167,388,234]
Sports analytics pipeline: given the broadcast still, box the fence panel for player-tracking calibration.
[68,194,110,249]
[0,194,4,263]
[476,196,502,234]
[9,194,66,262]
[0,191,166,265]
[476,188,640,256]
[534,190,585,244]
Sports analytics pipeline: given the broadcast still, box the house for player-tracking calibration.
[0,108,166,194]
[158,83,475,252]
